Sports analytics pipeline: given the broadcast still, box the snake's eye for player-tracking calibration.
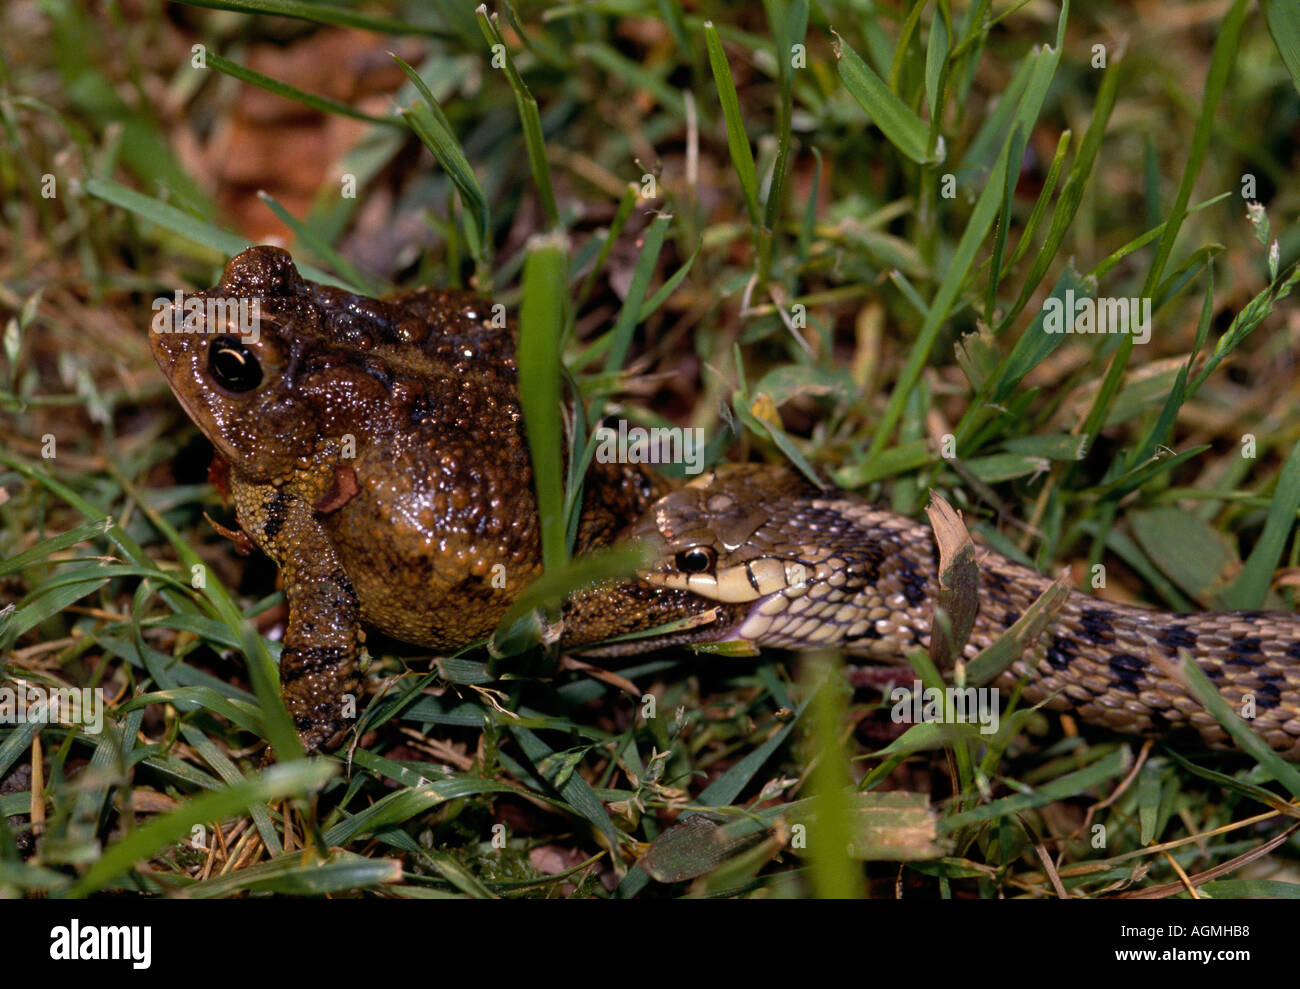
[675,546,717,574]
[208,336,262,392]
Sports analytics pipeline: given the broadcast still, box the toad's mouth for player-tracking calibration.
[151,363,232,460]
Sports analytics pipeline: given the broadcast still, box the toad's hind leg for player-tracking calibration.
[235,482,362,755]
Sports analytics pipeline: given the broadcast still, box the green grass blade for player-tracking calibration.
[171,0,454,38]
[204,50,401,128]
[804,653,865,898]
[1222,435,1300,609]
[690,688,812,813]
[83,178,344,285]
[64,760,336,897]
[256,192,382,296]
[868,8,1064,459]
[392,55,491,266]
[510,726,624,852]
[476,8,558,225]
[832,30,935,165]
[602,212,672,376]
[942,748,1129,831]
[1262,0,1300,95]
[1004,129,1070,269]
[187,851,402,897]
[517,232,569,576]
[705,21,763,226]
[1170,655,1300,799]
[1141,0,1249,297]
[0,520,113,578]
[996,56,1120,335]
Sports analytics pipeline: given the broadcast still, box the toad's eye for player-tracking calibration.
[674,546,717,574]
[208,336,262,392]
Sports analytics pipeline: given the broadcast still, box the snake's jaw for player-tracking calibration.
[643,557,811,604]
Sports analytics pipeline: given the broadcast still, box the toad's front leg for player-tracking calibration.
[235,482,361,755]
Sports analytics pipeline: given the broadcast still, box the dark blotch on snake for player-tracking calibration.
[1079,609,1117,644]
[1045,634,1076,671]
[1157,625,1198,653]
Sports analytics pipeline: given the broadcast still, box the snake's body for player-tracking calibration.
[565,464,1300,759]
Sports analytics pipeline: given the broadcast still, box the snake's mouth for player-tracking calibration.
[640,557,813,645]
[640,557,810,603]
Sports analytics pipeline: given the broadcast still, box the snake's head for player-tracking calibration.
[629,465,822,607]
[567,463,930,657]
[560,465,818,654]
[631,477,800,603]
[620,463,936,657]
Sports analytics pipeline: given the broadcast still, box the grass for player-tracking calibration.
[1,0,1300,898]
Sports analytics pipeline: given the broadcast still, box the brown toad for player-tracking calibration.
[151,246,674,753]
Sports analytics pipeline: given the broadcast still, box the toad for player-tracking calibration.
[151,246,679,753]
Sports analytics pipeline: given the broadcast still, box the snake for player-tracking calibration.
[564,463,1300,759]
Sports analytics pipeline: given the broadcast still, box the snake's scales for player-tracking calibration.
[569,463,1300,759]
